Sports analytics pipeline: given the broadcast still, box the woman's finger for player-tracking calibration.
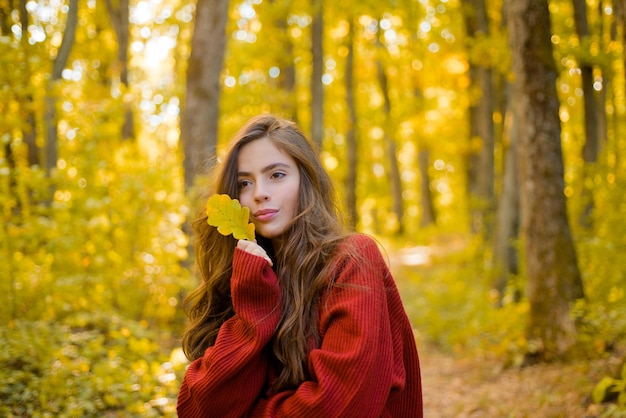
[237,240,273,266]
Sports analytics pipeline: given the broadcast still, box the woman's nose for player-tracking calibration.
[254,185,269,202]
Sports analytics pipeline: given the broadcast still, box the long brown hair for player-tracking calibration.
[182,114,349,391]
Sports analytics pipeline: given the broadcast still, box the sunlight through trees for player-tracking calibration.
[1,0,625,415]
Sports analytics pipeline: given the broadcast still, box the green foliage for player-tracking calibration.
[575,174,626,413]
[0,133,192,415]
[0,142,192,323]
[394,237,527,361]
[466,31,511,75]
[1,15,194,411]
[0,313,186,417]
[591,363,626,417]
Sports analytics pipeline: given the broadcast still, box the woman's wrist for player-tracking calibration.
[231,248,281,321]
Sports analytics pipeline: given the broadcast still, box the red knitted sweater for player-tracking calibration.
[177,234,423,417]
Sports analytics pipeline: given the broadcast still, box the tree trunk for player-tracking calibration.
[45,0,79,176]
[181,0,229,191]
[408,5,436,229]
[462,0,495,235]
[418,149,436,227]
[596,0,608,154]
[505,0,585,361]
[310,0,324,151]
[279,36,297,122]
[573,0,599,228]
[376,59,403,235]
[618,0,626,103]
[613,0,625,172]
[493,86,520,302]
[268,0,297,122]
[19,0,38,167]
[608,0,620,174]
[344,18,357,230]
[0,0,12,35]
[105,0,134,141]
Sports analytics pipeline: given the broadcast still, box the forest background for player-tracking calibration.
[1,0,625,415]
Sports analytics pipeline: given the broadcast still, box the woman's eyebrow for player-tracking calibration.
[238,162,292,177]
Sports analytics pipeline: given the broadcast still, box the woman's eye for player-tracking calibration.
[270,172,285,180]
[238,179,252,189]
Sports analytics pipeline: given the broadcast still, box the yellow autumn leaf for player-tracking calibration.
[205,194,255,241]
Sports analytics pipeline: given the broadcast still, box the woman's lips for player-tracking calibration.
[253,209,278,222]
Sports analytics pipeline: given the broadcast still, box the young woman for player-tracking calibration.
[177,115,423,417]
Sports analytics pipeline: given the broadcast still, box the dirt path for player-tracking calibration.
[420,346,586,418]
[418,341,610,417]
[388,244,614,418]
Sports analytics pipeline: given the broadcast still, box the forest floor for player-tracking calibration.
[418,341,615,417]
[387,241,621,418]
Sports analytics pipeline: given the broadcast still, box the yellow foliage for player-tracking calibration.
[205,194,255,241]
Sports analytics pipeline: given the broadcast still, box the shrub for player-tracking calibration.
[0,312,188,417]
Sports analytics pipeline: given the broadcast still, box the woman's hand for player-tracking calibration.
[237,240,273,267]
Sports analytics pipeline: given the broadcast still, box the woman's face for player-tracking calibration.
[237,137,300,247]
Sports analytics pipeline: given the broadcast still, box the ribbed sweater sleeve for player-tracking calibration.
[177,248,281,418]
[250,234,423,417]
